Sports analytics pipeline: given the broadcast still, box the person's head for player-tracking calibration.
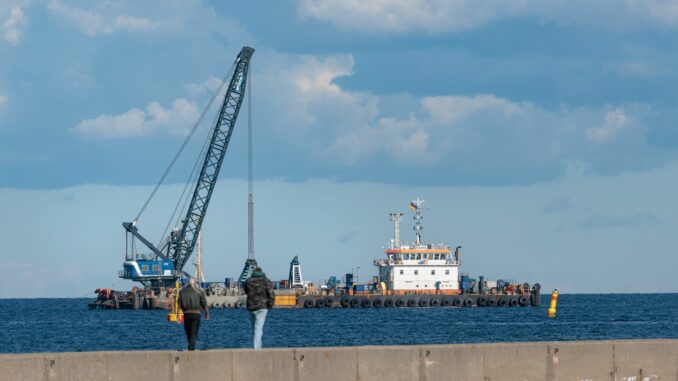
[251,267,265,278]
[188,277,196,288]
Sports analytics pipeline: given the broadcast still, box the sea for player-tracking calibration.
[1,294,676,354]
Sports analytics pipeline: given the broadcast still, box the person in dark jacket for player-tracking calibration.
[178,278,209,351]
[244,267,274,350]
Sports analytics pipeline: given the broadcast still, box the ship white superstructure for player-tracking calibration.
[375,198,461,294]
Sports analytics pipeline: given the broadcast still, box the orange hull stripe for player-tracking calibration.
[385,249,451,254]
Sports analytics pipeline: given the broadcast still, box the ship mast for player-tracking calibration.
[389,212,404,249]
[411,198,425,245]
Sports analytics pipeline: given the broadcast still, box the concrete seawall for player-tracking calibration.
[1,339,676,381]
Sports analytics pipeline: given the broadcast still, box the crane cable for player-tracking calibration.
[134,62,237,223]
[157,108,220,247]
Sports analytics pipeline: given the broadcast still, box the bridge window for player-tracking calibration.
[416,254,421,260]
[141,265,148,272]
[152,265,159,272]
[434,254,439,260]
[441,254,447,260]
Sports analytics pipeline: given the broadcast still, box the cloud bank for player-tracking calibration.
[69,51,659,184]
[297,0,678,34]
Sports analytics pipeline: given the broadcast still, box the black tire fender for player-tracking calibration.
[396,299,406,307]
[340,297,350,308]
[418,298,429,307]
[373,298,384,307]
[463,298,473,307]
[360,298,372,308]
[519,295,530,307]
[349,298,360,308]
[430,298,440,307]
[384,298,395,307]
[315,299,325,308]
[324,297,335,307]
[477,296,487,307]
[407,299,417,307]
[304,299,314,308]
[486,298,497,307]
[452,297,462,307]
[441,297,451,307]
[498,297,509,307]
[509,297,519,307]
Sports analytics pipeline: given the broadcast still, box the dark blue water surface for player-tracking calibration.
[1,294,677,353]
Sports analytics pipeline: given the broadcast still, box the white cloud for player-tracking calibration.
[586,109,629,142]
[71,98,199,139]
[47,0,159,36]
[2,6,27,45]
[297,0,678,34]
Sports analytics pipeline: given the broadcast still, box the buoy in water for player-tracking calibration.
[167,280,184,323]
[547,289,558,318]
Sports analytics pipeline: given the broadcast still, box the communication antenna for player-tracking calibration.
[410,197,426,245]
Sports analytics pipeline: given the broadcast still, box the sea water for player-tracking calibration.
[1,293,676,353]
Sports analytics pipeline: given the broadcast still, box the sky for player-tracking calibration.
[1,0,677,297]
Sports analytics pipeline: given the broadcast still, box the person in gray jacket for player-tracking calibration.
[244,267,274,350]
[178,278,209,351]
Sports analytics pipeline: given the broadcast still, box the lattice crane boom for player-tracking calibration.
[121,46,254,287]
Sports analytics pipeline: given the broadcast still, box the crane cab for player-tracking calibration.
[119,259,174,283]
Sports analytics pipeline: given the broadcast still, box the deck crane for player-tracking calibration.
[119,46,254,288]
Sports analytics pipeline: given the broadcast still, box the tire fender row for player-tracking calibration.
[299,294,534,308]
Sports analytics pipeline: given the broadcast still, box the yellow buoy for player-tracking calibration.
[547,289,558,318]
[167,280,184,323]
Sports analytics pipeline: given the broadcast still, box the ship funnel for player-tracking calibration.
[454,246,462,262]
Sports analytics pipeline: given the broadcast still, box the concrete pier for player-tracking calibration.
[1,339,676,381]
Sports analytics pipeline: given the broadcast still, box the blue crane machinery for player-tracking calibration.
[119,46,255,288]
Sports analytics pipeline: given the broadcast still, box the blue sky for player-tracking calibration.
[1,0,678,296]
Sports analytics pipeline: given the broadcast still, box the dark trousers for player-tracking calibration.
[183,313,201,350]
